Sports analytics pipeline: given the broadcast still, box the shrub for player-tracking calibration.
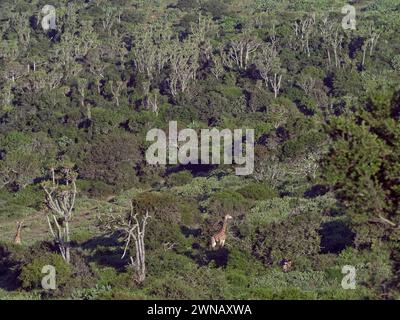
[237,183,278,200]
[146,253,227,299]
[132,192,180,224]
[147,251,198,278]
[166,171,193,187]
[0,288,40,300]
[147,275,199,299]
[76,180,115,199]
[9,185,44,209]
[175,177,219,198]
[251,269,328,292]
[205,190,250,218]
[179,200,201,226]
[70,285,112,300]
[239,197,293,237]
[145,222,190,251]
[316,287,378,300]
[19,253,72,290]
[93,266,132,289]
[336,245,393,289]
[71,229,93,244]
[271,287,318,300]
[253,213,322,267]
[79,131,142,190]
[226,248,265,276]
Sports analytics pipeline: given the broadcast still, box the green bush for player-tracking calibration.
[147,275,199,299]
[237,183,278,200]
[253,213,322,267]
[9,185,44,209]
[146,253,228,299]
[93,266,132,289]
[132,192,181,224]
[179,200,201,226]
[239,197,293,237]
[147,251,198,278]
[79,131,142,190]
[272,287,318,300]
[226,248,265,276]
[336,245,393,289]
[76,180,115,199]
[70,285,112,300]
[19,253,72,290]
[0,288,40,300]
[145,221,190,251]
[251,269,328,292]
[205,190,250,217]
[174,177,220,198]
[166,171,193,187]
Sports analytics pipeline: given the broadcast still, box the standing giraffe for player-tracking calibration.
[14,221,23,245]
[210,214,233,249]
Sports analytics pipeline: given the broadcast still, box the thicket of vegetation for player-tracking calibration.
[0,0,399,300]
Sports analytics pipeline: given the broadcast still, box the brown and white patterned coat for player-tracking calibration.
[210,215,233,249]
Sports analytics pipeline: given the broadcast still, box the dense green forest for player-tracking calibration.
[0,0,399,300]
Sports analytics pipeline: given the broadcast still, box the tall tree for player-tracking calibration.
[103,203,151,283]
[323,90,400,247]
[42,166,78,264]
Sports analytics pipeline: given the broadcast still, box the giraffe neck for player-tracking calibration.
[15,225,22,242]
[221,217,229,233]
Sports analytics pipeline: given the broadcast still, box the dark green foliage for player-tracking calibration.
[253,213,321,267]
[20,253,72,290]
[323,90,400,247]
[80,131,142,190]
[206,190,250,217]
[131,192,181,224]
[76,180,115,199]
[237,182,278,200]
[146,251,227,299]
[166,171,193,187]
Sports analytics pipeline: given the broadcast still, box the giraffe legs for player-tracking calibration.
[210,236,217,249]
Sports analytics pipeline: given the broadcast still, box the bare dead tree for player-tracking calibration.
[131,23,171,109]
[102,6,117,36]
[256,44,283,98]
[167,39,199,97]
[221,31,260,70]
[257,44,279,80]
[319,16,334,68]
[103,203,151,283]
[147,89,160,115]
[42,166,77,264]
[361,23,381,68]
[292,14,316,57]
[211,54,224,80]
[331,28,343,68]
[270,73,283,99]
[298,75,316,96]
[110,80,125,107]
[190,14,216,44]
[89,54,106,94]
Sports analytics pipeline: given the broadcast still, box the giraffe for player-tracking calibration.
[14,221,23,245]
[210,214,233,249]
